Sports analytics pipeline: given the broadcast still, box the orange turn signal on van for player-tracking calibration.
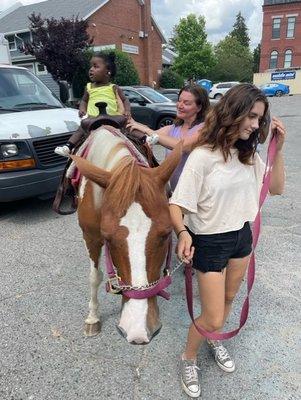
[0,158,36,171]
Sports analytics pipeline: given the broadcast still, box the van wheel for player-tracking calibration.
[214,93,223,100]
[275,90,283,97]
[157,116,174,128]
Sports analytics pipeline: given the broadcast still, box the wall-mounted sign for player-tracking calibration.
[122,43,139,55]
[93,44,116,51]
[271,71,296,80]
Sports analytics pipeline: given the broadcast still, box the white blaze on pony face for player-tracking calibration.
[118,202,152,344]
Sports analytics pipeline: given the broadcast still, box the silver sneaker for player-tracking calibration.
[180,357,201,398]
[207,340,235,372]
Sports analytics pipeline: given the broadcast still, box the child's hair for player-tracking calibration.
[93,51,117,79]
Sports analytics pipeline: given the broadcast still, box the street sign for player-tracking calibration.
[271,71,296,80]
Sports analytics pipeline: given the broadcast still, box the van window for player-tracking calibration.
[0,67,62,110]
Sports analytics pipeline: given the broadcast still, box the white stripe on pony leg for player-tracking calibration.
[85,261,103,325]
[118,202,152,343]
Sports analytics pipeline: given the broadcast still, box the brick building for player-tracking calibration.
[260,0,301,72]
[0,0,165,94]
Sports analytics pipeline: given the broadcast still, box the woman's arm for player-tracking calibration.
[158,132,200,152]
[169,204,194,263]
[127,119,200,151]
[269,117,286,195]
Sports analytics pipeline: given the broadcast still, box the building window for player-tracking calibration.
[286,17,296,38]
[6,35,17,51]
[269,51,278,69]
[272,18,281,39]
[284,49,293,68]
[36,63,48,75]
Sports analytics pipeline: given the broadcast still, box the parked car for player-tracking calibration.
[259,82,290,97]
[0,64,80,202]
[209,81,240,99]
[196,79,213,93]
[158,88,180,102]
[121,86,177,128]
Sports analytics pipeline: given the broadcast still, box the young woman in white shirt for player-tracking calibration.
[169,83,286,398]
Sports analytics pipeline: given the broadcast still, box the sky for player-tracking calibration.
[0,0,264,48]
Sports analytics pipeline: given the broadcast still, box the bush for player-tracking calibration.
[159,68,184,88]
[72,48,140,98]
[111,49,140,86]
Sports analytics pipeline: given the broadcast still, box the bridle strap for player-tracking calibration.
[104,232,173,300]
[185,134,278,340]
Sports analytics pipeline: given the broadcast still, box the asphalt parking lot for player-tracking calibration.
[0,95,300,400]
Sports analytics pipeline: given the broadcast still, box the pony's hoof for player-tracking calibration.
[84,321,101,337]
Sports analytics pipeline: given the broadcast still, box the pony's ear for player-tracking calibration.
[152,141,183,186]
[70,155,111,188]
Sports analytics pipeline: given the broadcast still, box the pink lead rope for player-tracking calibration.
[185,133,278,340]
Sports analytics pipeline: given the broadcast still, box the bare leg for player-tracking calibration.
[184,270,226,360]
[223,255,250,326]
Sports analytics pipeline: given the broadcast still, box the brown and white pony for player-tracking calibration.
[71,128,181,344]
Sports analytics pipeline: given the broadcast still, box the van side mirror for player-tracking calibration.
[59,81,70,103]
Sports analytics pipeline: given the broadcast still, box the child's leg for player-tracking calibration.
[54,127,86,157]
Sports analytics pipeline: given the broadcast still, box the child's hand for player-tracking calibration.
[78,109,86,118]
[124,111,132,121]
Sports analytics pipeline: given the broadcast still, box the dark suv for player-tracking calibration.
[122,86,177,128]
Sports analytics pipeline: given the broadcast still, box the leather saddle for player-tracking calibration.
[53,102,158,215]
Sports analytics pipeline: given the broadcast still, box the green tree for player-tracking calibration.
[230,11,250,48]
[210,36,253,82]
[111,49,140,86]
[171,14,215,79]
[253,43,261,73]
[159,68,184,88]
[21,13,92,84]
[72,49,140,98]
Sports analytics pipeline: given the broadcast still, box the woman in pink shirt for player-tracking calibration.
[127,85,210,191]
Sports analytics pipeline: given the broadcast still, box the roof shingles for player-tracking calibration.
[0,0,108,34]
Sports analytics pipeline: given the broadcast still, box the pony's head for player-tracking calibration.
[72,143,182,344]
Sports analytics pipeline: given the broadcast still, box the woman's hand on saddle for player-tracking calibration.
[176,231,194,264]
[271,116,286,151]
[127,119,149,134]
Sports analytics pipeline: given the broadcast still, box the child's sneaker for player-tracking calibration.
[207,340,235,372]
[54,145,71,157]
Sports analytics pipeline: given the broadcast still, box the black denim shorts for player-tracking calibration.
[187,222,253,273]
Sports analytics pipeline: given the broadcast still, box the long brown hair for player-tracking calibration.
[174,84,210,128]
[194,83,270,164]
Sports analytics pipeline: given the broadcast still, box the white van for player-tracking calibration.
[0,64,80,202]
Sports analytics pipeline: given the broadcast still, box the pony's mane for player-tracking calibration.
[102,155,157,215]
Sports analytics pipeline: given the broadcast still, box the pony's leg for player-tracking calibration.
[84,236,103,337]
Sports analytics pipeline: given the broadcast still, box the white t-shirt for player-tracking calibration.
[170,146,266,234]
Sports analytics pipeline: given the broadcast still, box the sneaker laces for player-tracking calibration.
[216,345,230,361]
[184,363,200,383]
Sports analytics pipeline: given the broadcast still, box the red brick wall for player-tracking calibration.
[86,0,163,85]
[260,2,301,71]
